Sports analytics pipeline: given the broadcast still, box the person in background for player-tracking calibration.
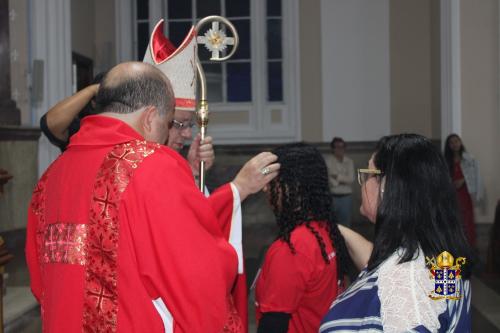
[320,134,474,333]
[40,72,106,151]
[326,137,355,226]
[444,133,483,248]
[255,143,349,333]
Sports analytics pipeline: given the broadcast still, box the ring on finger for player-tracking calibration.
[260,166,271,176]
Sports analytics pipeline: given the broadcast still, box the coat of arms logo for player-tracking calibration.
[426,251,466,300]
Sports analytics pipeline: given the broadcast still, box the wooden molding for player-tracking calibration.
[0,126,41,141]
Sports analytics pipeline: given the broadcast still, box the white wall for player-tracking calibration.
[71,0,116,73]
[31,0,73,175]
[71,0,95,59]
[9,0,31,125]
[390,0,437,138]
[94,0,116,73]
[300,0,323,141]
[320,0,390,142]
[460,0,500,224]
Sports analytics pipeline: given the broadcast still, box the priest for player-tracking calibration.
[26,61,279,333]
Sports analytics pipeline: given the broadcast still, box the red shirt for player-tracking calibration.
[26,115,242,333]
[255,222,340,333]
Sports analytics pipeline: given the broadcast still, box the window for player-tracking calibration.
[135,0,150,63]
[266,0,283,102]
[131,0,299,143]
[166,0,253,103]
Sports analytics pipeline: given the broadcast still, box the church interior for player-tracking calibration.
[0,0,499,332]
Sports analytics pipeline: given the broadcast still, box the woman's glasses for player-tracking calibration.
[357,168,382,186]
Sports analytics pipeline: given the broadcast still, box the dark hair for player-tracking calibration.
[269,143,350,282]
[330,137,346,150]
[92,71,107,85]
[79,71,108,118]
[367,134,474,278]
[444,133,466,176]
[95,69,174,115]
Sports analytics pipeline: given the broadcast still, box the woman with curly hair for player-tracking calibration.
[254,143,350,333]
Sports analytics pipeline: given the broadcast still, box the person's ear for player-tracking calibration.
[140,106,158,133]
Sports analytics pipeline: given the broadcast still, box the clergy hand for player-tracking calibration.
[187,134,215,177]
[232,152,280,201]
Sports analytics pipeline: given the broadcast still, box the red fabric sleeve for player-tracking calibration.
[121,153,235,333]
[25,206,42,302]
[208,183,248,333]
[207,183,234,238]
[258,244,314,314]
[232,273,248,333]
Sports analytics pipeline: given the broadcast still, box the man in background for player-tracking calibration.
[326,137,355,226]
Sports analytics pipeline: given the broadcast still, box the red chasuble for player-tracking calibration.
[26,115,245,333]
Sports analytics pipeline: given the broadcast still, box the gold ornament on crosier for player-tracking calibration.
[194,16,239,191]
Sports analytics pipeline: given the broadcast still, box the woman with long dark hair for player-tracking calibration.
[254,143,350,333]
[444,133,483,247]
[320,134,474,332]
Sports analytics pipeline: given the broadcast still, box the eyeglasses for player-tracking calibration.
[357,168,382,186]
[171,119,195,131]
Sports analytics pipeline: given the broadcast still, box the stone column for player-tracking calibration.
[0,0,20,125]
[31,0,72,175]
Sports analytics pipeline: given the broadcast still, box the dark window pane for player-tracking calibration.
[198,41,212,61]
[137,22,150,60]
[168,0,192,19]
[268,61,283,101]
[267,0,281,16]
[226,0,250,17]
[232,20,250,60]
[267,19,282,59]
[197,0,221,18]
[203,63,223,102]
[137,0,149,19]
[227,62,251,102]
[168,22,193,47]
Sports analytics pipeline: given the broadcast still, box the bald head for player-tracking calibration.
[95,61,175,115]
[104,62,164,87]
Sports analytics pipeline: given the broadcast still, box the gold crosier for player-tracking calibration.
[194,16,239,191]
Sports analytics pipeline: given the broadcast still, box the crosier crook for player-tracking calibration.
[195,16,239,191]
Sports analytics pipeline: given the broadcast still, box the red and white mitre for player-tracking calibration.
[143,19,197,111]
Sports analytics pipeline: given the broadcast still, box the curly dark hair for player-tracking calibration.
[269,143,350,281]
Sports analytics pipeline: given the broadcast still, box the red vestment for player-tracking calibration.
[26,115,246,333]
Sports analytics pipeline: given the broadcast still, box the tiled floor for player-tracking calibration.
[471,276,500,332]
